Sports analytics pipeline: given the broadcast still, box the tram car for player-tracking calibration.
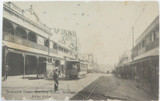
[65,60,88,79]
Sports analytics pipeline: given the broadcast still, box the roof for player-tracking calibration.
[134,47,159,61]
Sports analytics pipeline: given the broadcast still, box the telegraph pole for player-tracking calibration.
[131,4,147,61]
[132,27,134,61]
[75,32,78,60]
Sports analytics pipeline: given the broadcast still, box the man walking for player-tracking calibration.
[5,63,10,80]
[53,67,59,91]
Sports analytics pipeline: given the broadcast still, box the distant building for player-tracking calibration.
[118,50,132,65]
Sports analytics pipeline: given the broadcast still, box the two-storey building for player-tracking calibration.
[132,15,159,94]
[2,2,77,78]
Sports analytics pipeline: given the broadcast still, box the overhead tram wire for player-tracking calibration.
[133,3,148,27]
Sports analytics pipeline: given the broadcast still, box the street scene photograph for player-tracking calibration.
[1,1,159,101]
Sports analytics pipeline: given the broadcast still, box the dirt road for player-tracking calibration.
[71,75,157,101]
[2,73,157,100]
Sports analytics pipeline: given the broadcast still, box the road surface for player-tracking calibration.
[2,73,157,100]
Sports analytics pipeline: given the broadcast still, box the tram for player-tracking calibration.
[65,60,88,79]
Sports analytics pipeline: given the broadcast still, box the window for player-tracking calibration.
[62,48,64,52]
[66,50,68,53]
[138,43,141,50]
[28,32,37,42]
[44,39,49,47]
[155,29,159,39]
[64,49,66,53]
[3,19,14,35]
[146,35,150,45]
[142,40,145,47]
[151,32,156,41]
[53,43,58,49]
[150,33,152,42]
[15,26,27,39]
[59,47,62,51]
[153,31,156,41]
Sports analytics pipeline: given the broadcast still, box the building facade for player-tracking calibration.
[2,2,77,78]
[132,16,159,95]
[115,16,159,96]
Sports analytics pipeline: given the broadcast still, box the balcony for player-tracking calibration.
[3,32,48,52]
[146,39,159,52]
[3,32,68,56]
[133,39,159,58]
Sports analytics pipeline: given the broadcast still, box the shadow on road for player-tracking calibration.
[58,77,81,81]
[24,77,43,80]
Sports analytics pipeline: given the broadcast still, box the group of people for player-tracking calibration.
[114,66,136,80]
[114,64,158,86]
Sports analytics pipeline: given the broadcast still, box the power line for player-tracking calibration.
[133,3,148,27]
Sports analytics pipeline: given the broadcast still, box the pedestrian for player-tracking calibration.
[5,63,10,80]
[58,66,61,76]
[53,67,59,91]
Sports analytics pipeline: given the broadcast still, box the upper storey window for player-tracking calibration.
[151,32,155,42]
[44,39,49,47]
[15,26,27,39]
[28,32,37,43]
[3,19,14,35]
[53,43,58,49]
[155,28,159,39]
[142,40,145,48]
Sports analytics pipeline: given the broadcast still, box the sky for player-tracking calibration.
[10,1,159,65]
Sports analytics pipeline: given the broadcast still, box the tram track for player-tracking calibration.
[84,76,127,100]
[70,76,128,100]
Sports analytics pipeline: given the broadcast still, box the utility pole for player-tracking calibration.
[131,4,147,62]
[132,27,134,61]
[75,32,78,60]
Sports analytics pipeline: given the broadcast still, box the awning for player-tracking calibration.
[134,47,159,61]
[117,47,159,67]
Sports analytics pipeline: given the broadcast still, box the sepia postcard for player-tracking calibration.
[1,0,159,100]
